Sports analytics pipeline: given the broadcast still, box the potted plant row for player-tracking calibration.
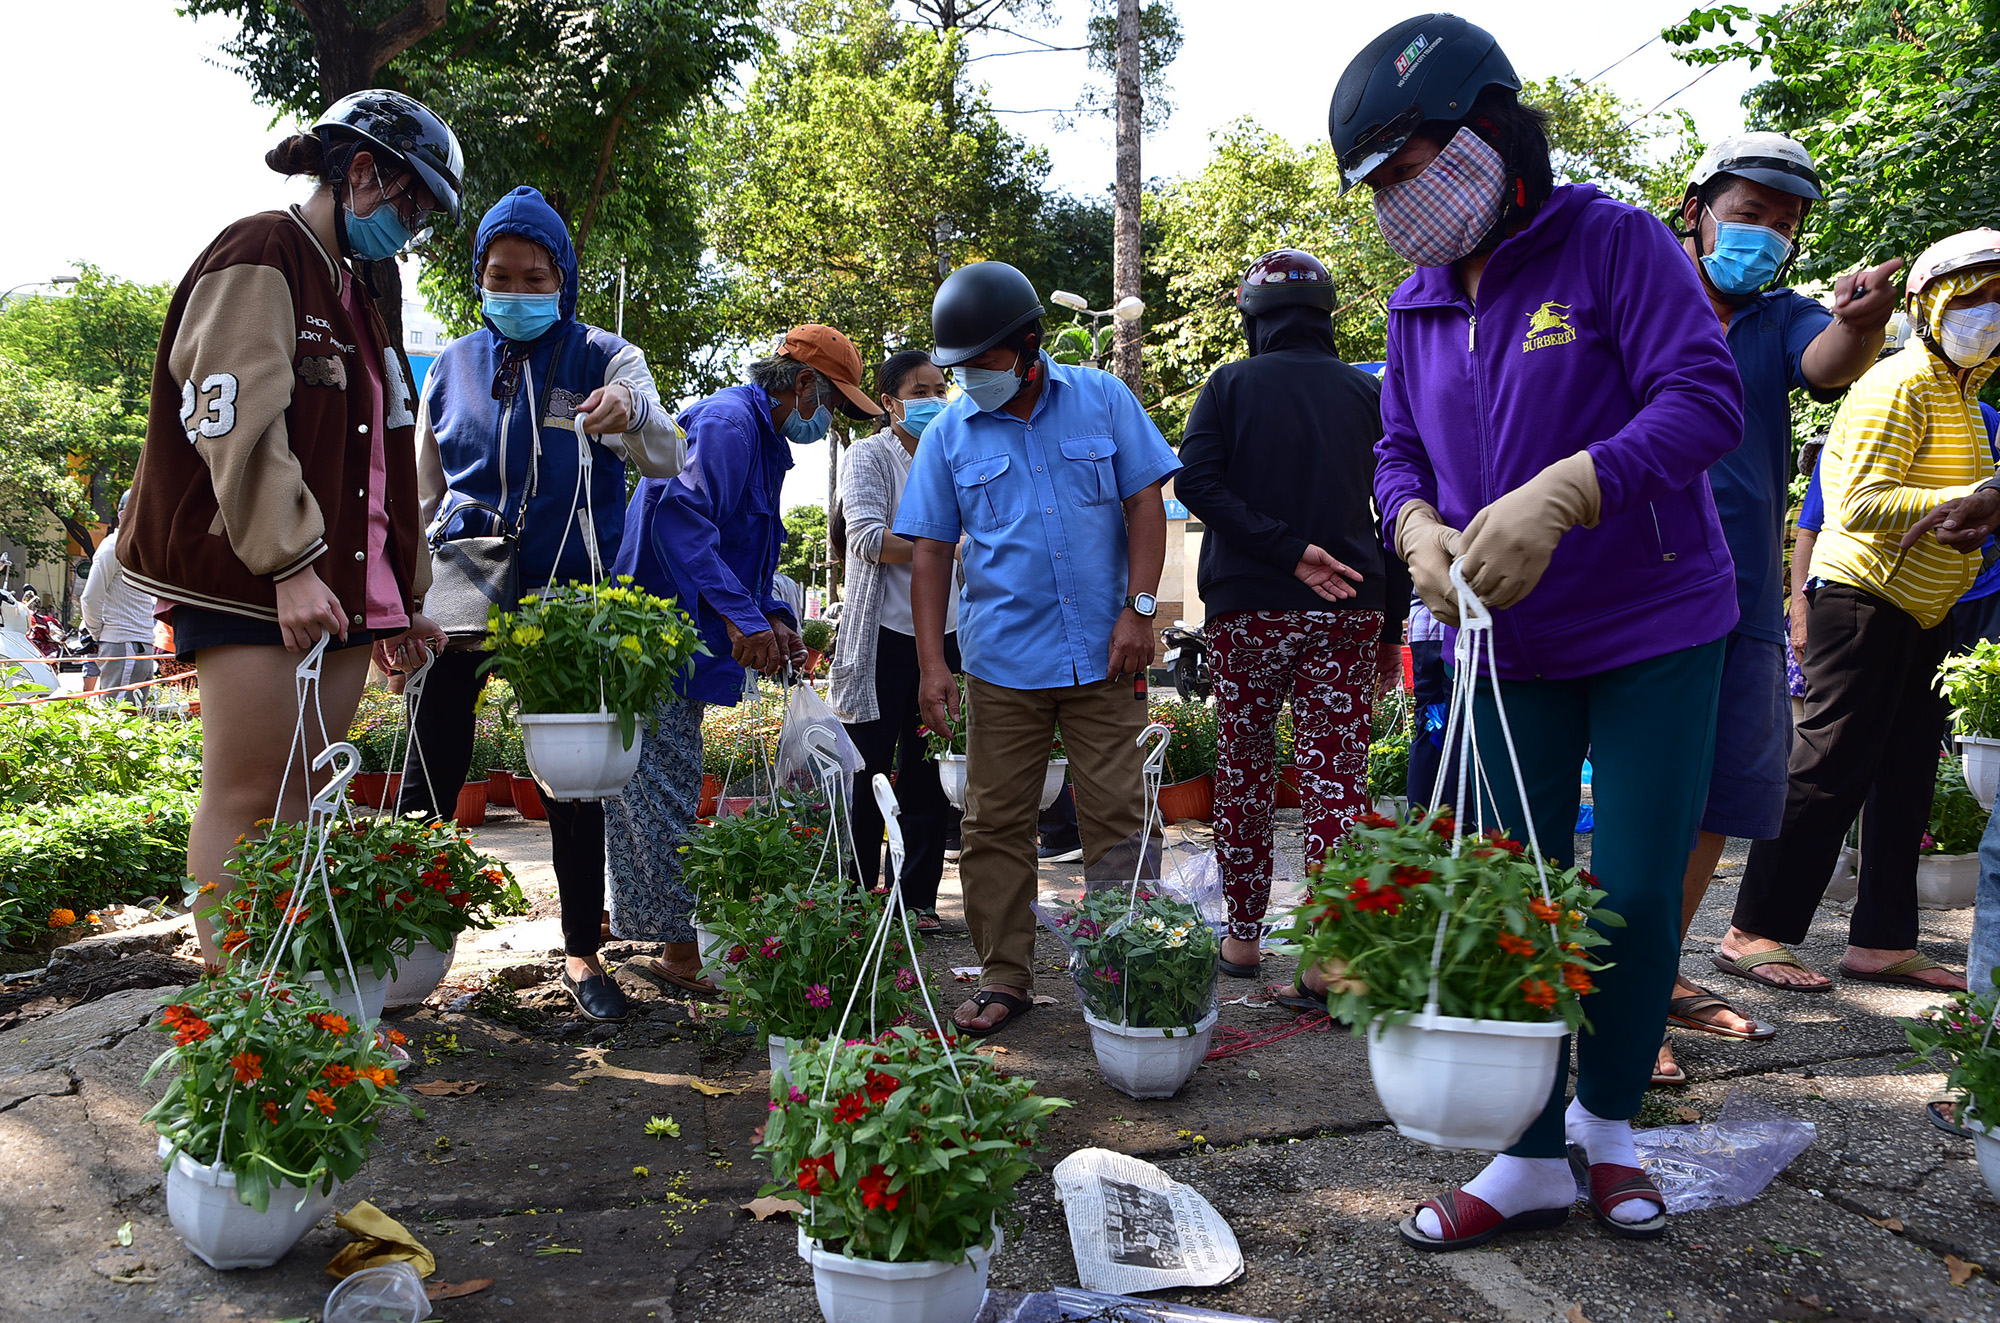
[759,1026,1068,1323]
[1903,979,2000,1199]
[483,576,706,801]
[1149,698,1217,824]
[143,967,418,1269]
[1940,639,2000,809]
[1052,885,1220,1098]
[1274,807,1616,1152]
[198,815,524,1024]
[1920,754,1986,908]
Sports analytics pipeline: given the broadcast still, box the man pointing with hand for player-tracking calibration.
[897,261,1181,1038]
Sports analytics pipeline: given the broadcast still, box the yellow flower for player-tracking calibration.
[619,635,642,654]
[511,625,545,647]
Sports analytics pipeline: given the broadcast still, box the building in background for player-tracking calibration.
[400,266,453,394]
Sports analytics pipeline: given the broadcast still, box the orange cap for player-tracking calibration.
[776,325,882,420]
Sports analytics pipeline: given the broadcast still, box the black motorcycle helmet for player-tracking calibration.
[930,262,1046,368]
[313,89,465,229]
[1237,249,1336,315]
[1328,13,1520,193]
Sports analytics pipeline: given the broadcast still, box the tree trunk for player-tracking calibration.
[1112,0,1144,396]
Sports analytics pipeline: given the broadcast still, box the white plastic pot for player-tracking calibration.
[1918,852,1980,909]
[382,937,457,1010]
[797,1226,994,1323]
[1372,795,1410,821]
[938,754,968,811]
[303,967,388,1029]
[521,711,643,801]
[1366,1012,1567,1152]
[1965,1116,2000,1202]
[692,920,725,970]
[1082,1005,1219,1100]
[1041,759,1069,811]
[160,1138,341,1270]
[1823,845,1860,907]
[769,1033,796,1084]
[1963,736,2000,811]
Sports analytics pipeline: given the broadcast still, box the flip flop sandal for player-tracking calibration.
[956,988,1033,1039]
[1838,954,1966,991]
[1270,978,1325,1014]
[1395,1186,1571,1252]
[913,909,949,934]
[1711,945,1832,993]
[1567,1144,1668,1239]
[1651,1058,1688,1087]
[1220,956,1262,978]
[1667,987,1778,1041]
[1927,1090,1974,1139]
[625,955,720,999]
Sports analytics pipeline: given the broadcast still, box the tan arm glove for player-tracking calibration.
[1457,451,1601,609]
[1394,499,1464,627]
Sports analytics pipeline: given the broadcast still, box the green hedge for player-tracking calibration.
[0,789,195,946]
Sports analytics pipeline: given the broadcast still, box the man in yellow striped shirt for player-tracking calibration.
[1721,230,2000,994]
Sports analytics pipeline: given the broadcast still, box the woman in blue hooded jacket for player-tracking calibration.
[1333,18,1743,1250]
[403,186,685,1023]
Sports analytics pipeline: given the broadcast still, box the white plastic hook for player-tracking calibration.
[1137,721,1171,776]
[872,772,907,884]
[293,632,332,682]
[311,742,361,816]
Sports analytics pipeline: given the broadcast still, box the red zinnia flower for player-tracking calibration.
[1528,898,1562,925]
[1356,811,1396,830]
[833,1091,870,1124]
[174,1016,213,1045]
[796,1153,837,1196]
[858,1163,900,1211]
[865,1070,900,1104]
[261,1099,280,1124]
[1390,864,1433,887]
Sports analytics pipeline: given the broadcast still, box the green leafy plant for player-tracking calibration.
[143,968,418,1214]
[1273,807,1619,1033]
[757,1026,1068,1263]
[1148,698,1217,783]
[1053,886,1218,1029]
[1367,728,1411,800]
[701,690,783,781]
[800,617,835,655]
[483,577,707,749]
[920,676,969,759]
[0,703,200,806]
[0,788,194,948]
[202,816,522,979]
[683,797,827,923]
[1939,640,2000,740]
[1903,979,2000,1130]
[1926,755,1986,856]
[708,882,922,1041]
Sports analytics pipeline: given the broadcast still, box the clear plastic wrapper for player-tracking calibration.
[975,1288,1276,1322]
[773,683,864,805]
[1621,1089,1817,1214]
[323,1262,429,1322]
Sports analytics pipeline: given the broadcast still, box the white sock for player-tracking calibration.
[1565,1099,1661,1224]
[1414,1154,1573,1239]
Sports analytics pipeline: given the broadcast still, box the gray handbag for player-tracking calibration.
[424,499,520,648]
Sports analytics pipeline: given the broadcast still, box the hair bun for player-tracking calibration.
[265,133,326,178]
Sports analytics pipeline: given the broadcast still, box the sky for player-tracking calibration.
[0,0,1763,509]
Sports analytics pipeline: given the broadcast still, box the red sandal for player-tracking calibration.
[1566,1144,1667,1239]
[1396,1186,1571,1252]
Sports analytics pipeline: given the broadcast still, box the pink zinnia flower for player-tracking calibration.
[1095,966,1122,985]
[893,967,917,991]
[789,1087,807,1103]
[807,984,832,1009]
[760,935,782,958]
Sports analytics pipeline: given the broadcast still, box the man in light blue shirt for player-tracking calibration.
[897,262,1181,1037]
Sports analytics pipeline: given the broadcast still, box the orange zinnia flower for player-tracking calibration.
[231,1051,263,1083]
[1520,978,1558,1011]
[1527,898,1562,925]
[1562,964,1596,995]
[1495,933,1537,958]
[220,929,252,954]
[261,1099,279,1124]
[307,1012,352,1036]
[321,1063,357,1088]
[362,1065,397,1088]
[47,908,76,929]
[307,1088,337,1117]
[386,1029,407,1046]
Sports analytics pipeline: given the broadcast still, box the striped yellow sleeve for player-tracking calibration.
[1830,376,1976,532]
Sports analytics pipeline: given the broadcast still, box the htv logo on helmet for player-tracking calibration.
[1394,34,1431,80]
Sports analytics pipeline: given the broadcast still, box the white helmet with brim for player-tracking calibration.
[1689,132,1823,202]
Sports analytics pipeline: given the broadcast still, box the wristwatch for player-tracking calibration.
[1125,593,1158,618]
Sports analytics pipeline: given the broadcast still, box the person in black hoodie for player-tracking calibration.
[1175,249,1408,989]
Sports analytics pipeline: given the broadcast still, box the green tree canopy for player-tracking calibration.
[0,364,119,562]
[780,503,829,586]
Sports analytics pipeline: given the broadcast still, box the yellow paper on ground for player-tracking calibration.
[324,1200,437,1279]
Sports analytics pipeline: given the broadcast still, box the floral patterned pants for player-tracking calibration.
[1209,609,1382,940]
[605,696,706,944]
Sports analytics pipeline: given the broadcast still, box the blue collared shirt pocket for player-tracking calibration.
[954,453,1020,532]
[1059,434,1118,506]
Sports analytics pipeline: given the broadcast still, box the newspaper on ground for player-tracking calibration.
[1052,1148,1245,1295]
[973,1287,1276,1322]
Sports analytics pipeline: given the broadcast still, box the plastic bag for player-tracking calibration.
[975,1288,1276,1322]
[773,683,864,805]
[1621,1089,1817,1213]
[323,1262,429,1322]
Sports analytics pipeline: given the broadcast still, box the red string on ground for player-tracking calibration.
[1204,1010,1333,1060]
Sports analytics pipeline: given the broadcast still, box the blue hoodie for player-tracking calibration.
[421,187,670,591]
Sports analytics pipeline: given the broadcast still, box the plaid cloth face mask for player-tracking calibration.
[1372,126,1509,268]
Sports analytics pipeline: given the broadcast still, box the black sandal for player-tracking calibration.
[1271,977,1326,1014]
[956,988,1033,1038]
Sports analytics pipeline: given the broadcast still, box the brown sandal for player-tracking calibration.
[625,955,719,999]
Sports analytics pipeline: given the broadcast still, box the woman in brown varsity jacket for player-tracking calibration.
[120,90,464,960]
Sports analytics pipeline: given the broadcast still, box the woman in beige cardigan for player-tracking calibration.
[829,351,958,930]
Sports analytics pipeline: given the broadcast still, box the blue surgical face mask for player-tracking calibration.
[958,353,1025,413]
[1701,207,1793,296]
[344,167,416,261]
[895,396,949,439]
[782,380,832,444]
[483,290,562,343]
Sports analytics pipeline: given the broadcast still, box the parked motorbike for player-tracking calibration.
[1160,619,1211,702]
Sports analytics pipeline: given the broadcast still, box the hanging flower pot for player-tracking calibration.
[486,769,514,808]
[1967,1118,2000,1203]
[382,936,458,1011]
[1823,845,1859,907]
[303,968,389,1029]
[513,774,547,820]
[1367,1012,1568,1150]
[1155,774,1214,824]
[1040,758,1069,811]
[1964,736,2000,810]
[1083,1005,1218,1100]
[520,712,643,801]
[798,1226,995,1323]
[937,754,969,811]
[162,1140,342,1270]
[1917,853,1980,909]
[454,779,489,828]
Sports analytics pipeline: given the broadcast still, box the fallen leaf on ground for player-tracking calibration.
[1671,1105,1700,1123]
[1032,994,1058,1005]
[413,1080,483,1096]
[742,1197,805,1221]
[951,967,982,980]
[426,1279,493,1300]
[534,1245,582,1256]
[686,1078,743,1097]
[115,1221,132,1247]
[568,1049,745,1095]
[1947,1254,1982,1286]
[1565,1306,1593,1323]
[980,1044,1010,1054]
[1867,1215,1906,1232]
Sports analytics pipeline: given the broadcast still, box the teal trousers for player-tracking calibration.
[1458,640,1724,1160]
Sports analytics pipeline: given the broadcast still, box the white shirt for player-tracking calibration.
[79,528,158,645]
[876,437,956,636]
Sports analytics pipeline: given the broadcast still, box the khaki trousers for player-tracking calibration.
[960,674,1154,991]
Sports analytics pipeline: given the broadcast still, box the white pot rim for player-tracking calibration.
[796,1225,997,1276]
[1961,734,2000,747]
[940,752,967,763]
[1082,1005,1219,1038]
[519,711,622,727]
[1368,1011,1568,1039]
